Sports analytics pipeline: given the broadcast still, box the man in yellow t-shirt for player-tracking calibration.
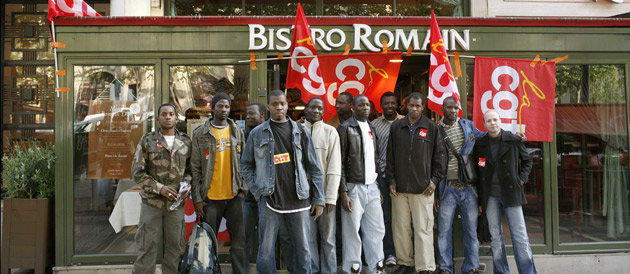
[190,92,247,274]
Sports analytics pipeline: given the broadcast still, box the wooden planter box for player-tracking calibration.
[1,198,53,274]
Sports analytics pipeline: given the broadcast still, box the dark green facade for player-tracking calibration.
[53,17,630,266]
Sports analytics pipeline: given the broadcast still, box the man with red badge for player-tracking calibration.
[387,92,447,274]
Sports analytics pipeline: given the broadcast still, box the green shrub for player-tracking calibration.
[2,142,55,199]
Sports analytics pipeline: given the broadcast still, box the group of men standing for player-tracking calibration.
[130,89,537,274]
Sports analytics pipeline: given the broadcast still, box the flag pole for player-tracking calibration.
[51,20,60,98]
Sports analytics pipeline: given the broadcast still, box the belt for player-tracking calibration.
[448,180,469,190]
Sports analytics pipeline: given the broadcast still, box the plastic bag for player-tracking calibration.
[178,220,221,274]
[169,181,191,211]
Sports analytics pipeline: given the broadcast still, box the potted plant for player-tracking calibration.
[1,141,55,274]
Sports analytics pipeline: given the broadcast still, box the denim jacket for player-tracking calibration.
[437,118,486,200]
[240,118,325,206]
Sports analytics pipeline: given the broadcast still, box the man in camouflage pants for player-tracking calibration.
[132,103,192,274]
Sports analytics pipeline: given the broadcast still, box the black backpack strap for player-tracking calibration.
[439,125,464,162]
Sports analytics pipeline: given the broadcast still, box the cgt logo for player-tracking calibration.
[478,158,486,167]
[419,128,428,138]
[274,153,291,165]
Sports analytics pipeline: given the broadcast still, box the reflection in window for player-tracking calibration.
[170,65,249,137]
[323,2,394,16]
[170,0,463,16]
[73,65,154,255]
[172,0,316,15]
[556,64,630,243]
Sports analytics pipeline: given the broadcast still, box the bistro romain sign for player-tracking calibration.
[249,24,471,52]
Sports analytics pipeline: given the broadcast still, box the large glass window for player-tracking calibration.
[172,0,316,16]
[396,0,461,16]
[169,0,463,16]
[323,1,394,16]
[73,65,154,254]
[555,64,630,243]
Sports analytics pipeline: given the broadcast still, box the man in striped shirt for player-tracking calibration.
[436,96,485,274]
[371,92,404,266]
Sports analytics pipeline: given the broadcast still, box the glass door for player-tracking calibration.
[161,59,251,257]
[71,64,156,261]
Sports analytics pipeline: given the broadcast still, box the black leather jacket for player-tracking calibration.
[337,116,380,193]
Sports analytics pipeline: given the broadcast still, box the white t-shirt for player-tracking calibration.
[358,120,378,185]
[164,135,175,149]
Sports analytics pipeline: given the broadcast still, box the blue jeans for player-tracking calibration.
[245,199,295,270]
[309,205,337,274]
[378,177,396,257]
[486,196,537,274]
[437,185,480,274]
[257,196,311,274]
[342,183,385,274]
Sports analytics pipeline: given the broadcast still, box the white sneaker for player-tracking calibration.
[385,255,397,266]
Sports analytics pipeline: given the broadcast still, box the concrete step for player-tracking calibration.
[51,253,630,274]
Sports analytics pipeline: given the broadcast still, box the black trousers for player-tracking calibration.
[203,196,247,274]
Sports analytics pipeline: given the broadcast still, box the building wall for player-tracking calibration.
[472,0,630,17]
[111,0,164,16]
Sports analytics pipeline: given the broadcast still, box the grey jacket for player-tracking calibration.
[190,118,246,203]
[240,118,325,206]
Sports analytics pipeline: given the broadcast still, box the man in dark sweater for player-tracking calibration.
[386,92,447,274]
[473,110,536,274]
[240,90,325,274]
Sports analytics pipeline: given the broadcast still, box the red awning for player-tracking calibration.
[556,104,627,136]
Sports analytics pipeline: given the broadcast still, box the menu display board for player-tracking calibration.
[87,101,144,179]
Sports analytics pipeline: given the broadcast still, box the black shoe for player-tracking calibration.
[393,265,415,274]
[417,271,433,274]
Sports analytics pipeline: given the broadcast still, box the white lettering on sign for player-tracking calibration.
[248,24,471,52]
[480,65,525,133]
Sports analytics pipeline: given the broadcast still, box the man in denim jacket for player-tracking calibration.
[240,90,325,274]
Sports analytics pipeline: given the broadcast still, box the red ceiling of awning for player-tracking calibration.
[556,104,627,136]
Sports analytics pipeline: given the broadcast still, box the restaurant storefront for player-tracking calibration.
[51,16,630,266]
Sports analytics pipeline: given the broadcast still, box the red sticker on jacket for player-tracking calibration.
[156,141,163,149]
[368,131,374,140]
[478,158,486,167]
[419,128,428,138]
[205,150,209,160]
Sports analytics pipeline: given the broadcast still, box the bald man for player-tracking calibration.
[473,110,536,274]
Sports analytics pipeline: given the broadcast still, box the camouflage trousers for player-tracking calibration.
[133,202,186,274]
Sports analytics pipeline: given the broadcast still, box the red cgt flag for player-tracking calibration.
[286,4,402,120]
[317,52,403,120]
[427,10,461,117]
[472,57,556,142]
[286,3,325,105]
[48,0,101,22]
